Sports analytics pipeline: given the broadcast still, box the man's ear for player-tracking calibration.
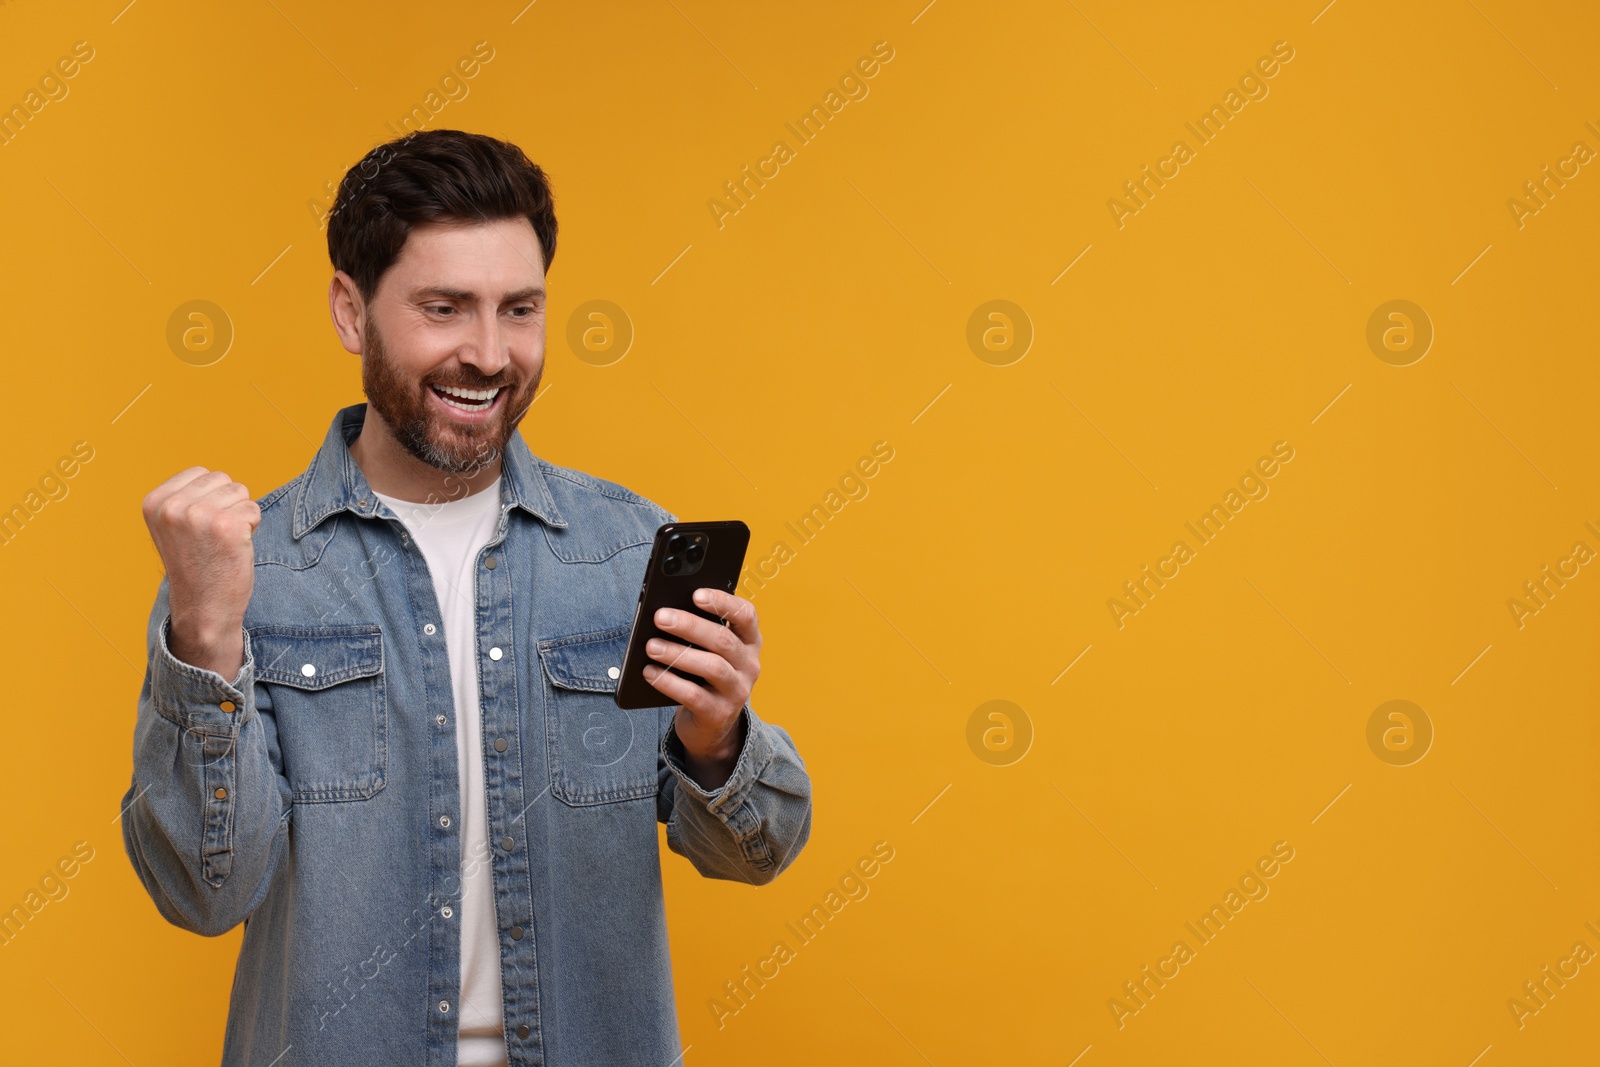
[328,270,367,356]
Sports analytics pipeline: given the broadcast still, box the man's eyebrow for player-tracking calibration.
[409,285,546,303]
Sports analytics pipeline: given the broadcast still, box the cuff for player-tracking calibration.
[661,704,774,813]
[150,614,254,734]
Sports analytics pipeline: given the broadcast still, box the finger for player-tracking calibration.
[158,466,213,493]
[193,472,246,500]
[653,607,742,664]
[229,499,263,535]
[642,660,715,715]
[692,588,761,646]
[209,492,261,541]
[202,480,253,508]
[171,470,235,511]
[143,466,212,519]
[151,470,233,526]
[645,638,738,693]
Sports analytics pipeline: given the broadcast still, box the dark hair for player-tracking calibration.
[326,128,558,302]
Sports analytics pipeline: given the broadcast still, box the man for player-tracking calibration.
[121,128,812,1066]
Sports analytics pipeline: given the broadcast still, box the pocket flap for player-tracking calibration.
[537,624,630,693]
[249,625,384,689]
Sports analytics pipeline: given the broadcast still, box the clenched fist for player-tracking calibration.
[142,467,261,680]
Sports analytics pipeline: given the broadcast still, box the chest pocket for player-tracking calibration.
[249,624,387,804]
[537,624,659,806]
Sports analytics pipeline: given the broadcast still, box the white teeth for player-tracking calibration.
[433,384,502,413]
[436,385,501,401]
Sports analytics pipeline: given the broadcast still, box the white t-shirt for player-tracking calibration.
[373,475,508,1066]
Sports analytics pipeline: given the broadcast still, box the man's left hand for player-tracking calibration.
[644,587,760,791]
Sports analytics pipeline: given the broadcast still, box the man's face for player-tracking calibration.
[358,217,547,475]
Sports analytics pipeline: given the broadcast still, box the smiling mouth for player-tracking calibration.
[430,384,504,412]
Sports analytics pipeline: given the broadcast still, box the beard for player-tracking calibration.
[360,311,540,475]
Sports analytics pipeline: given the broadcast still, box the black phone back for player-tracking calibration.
[614,520,751,710]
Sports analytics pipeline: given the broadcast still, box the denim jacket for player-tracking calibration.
[121,403,813,1066]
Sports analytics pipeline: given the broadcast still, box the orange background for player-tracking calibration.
[2,0,1598,1063]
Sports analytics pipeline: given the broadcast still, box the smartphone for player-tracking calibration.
[614,520,751,710]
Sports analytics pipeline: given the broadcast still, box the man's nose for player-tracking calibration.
[461,311,511,376]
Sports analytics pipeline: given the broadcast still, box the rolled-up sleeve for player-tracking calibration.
[120,576,292,936]
[656,702,812,885]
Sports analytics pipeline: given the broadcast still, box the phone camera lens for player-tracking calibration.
[662,555,681,575]
[685,543,704,564]
[666,535,686,554]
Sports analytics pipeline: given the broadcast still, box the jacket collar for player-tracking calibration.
[291,402,568,539]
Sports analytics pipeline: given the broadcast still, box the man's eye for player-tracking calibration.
[509,307,536,318]
[428,306,455,316]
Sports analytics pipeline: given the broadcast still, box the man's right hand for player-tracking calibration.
[142,467,261,680]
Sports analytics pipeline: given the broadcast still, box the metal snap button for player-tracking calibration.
[489,647,503,661]
[439,815,451,828]
[300,663,316,678]
[424,623,436,635]
[607,666,620,679]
